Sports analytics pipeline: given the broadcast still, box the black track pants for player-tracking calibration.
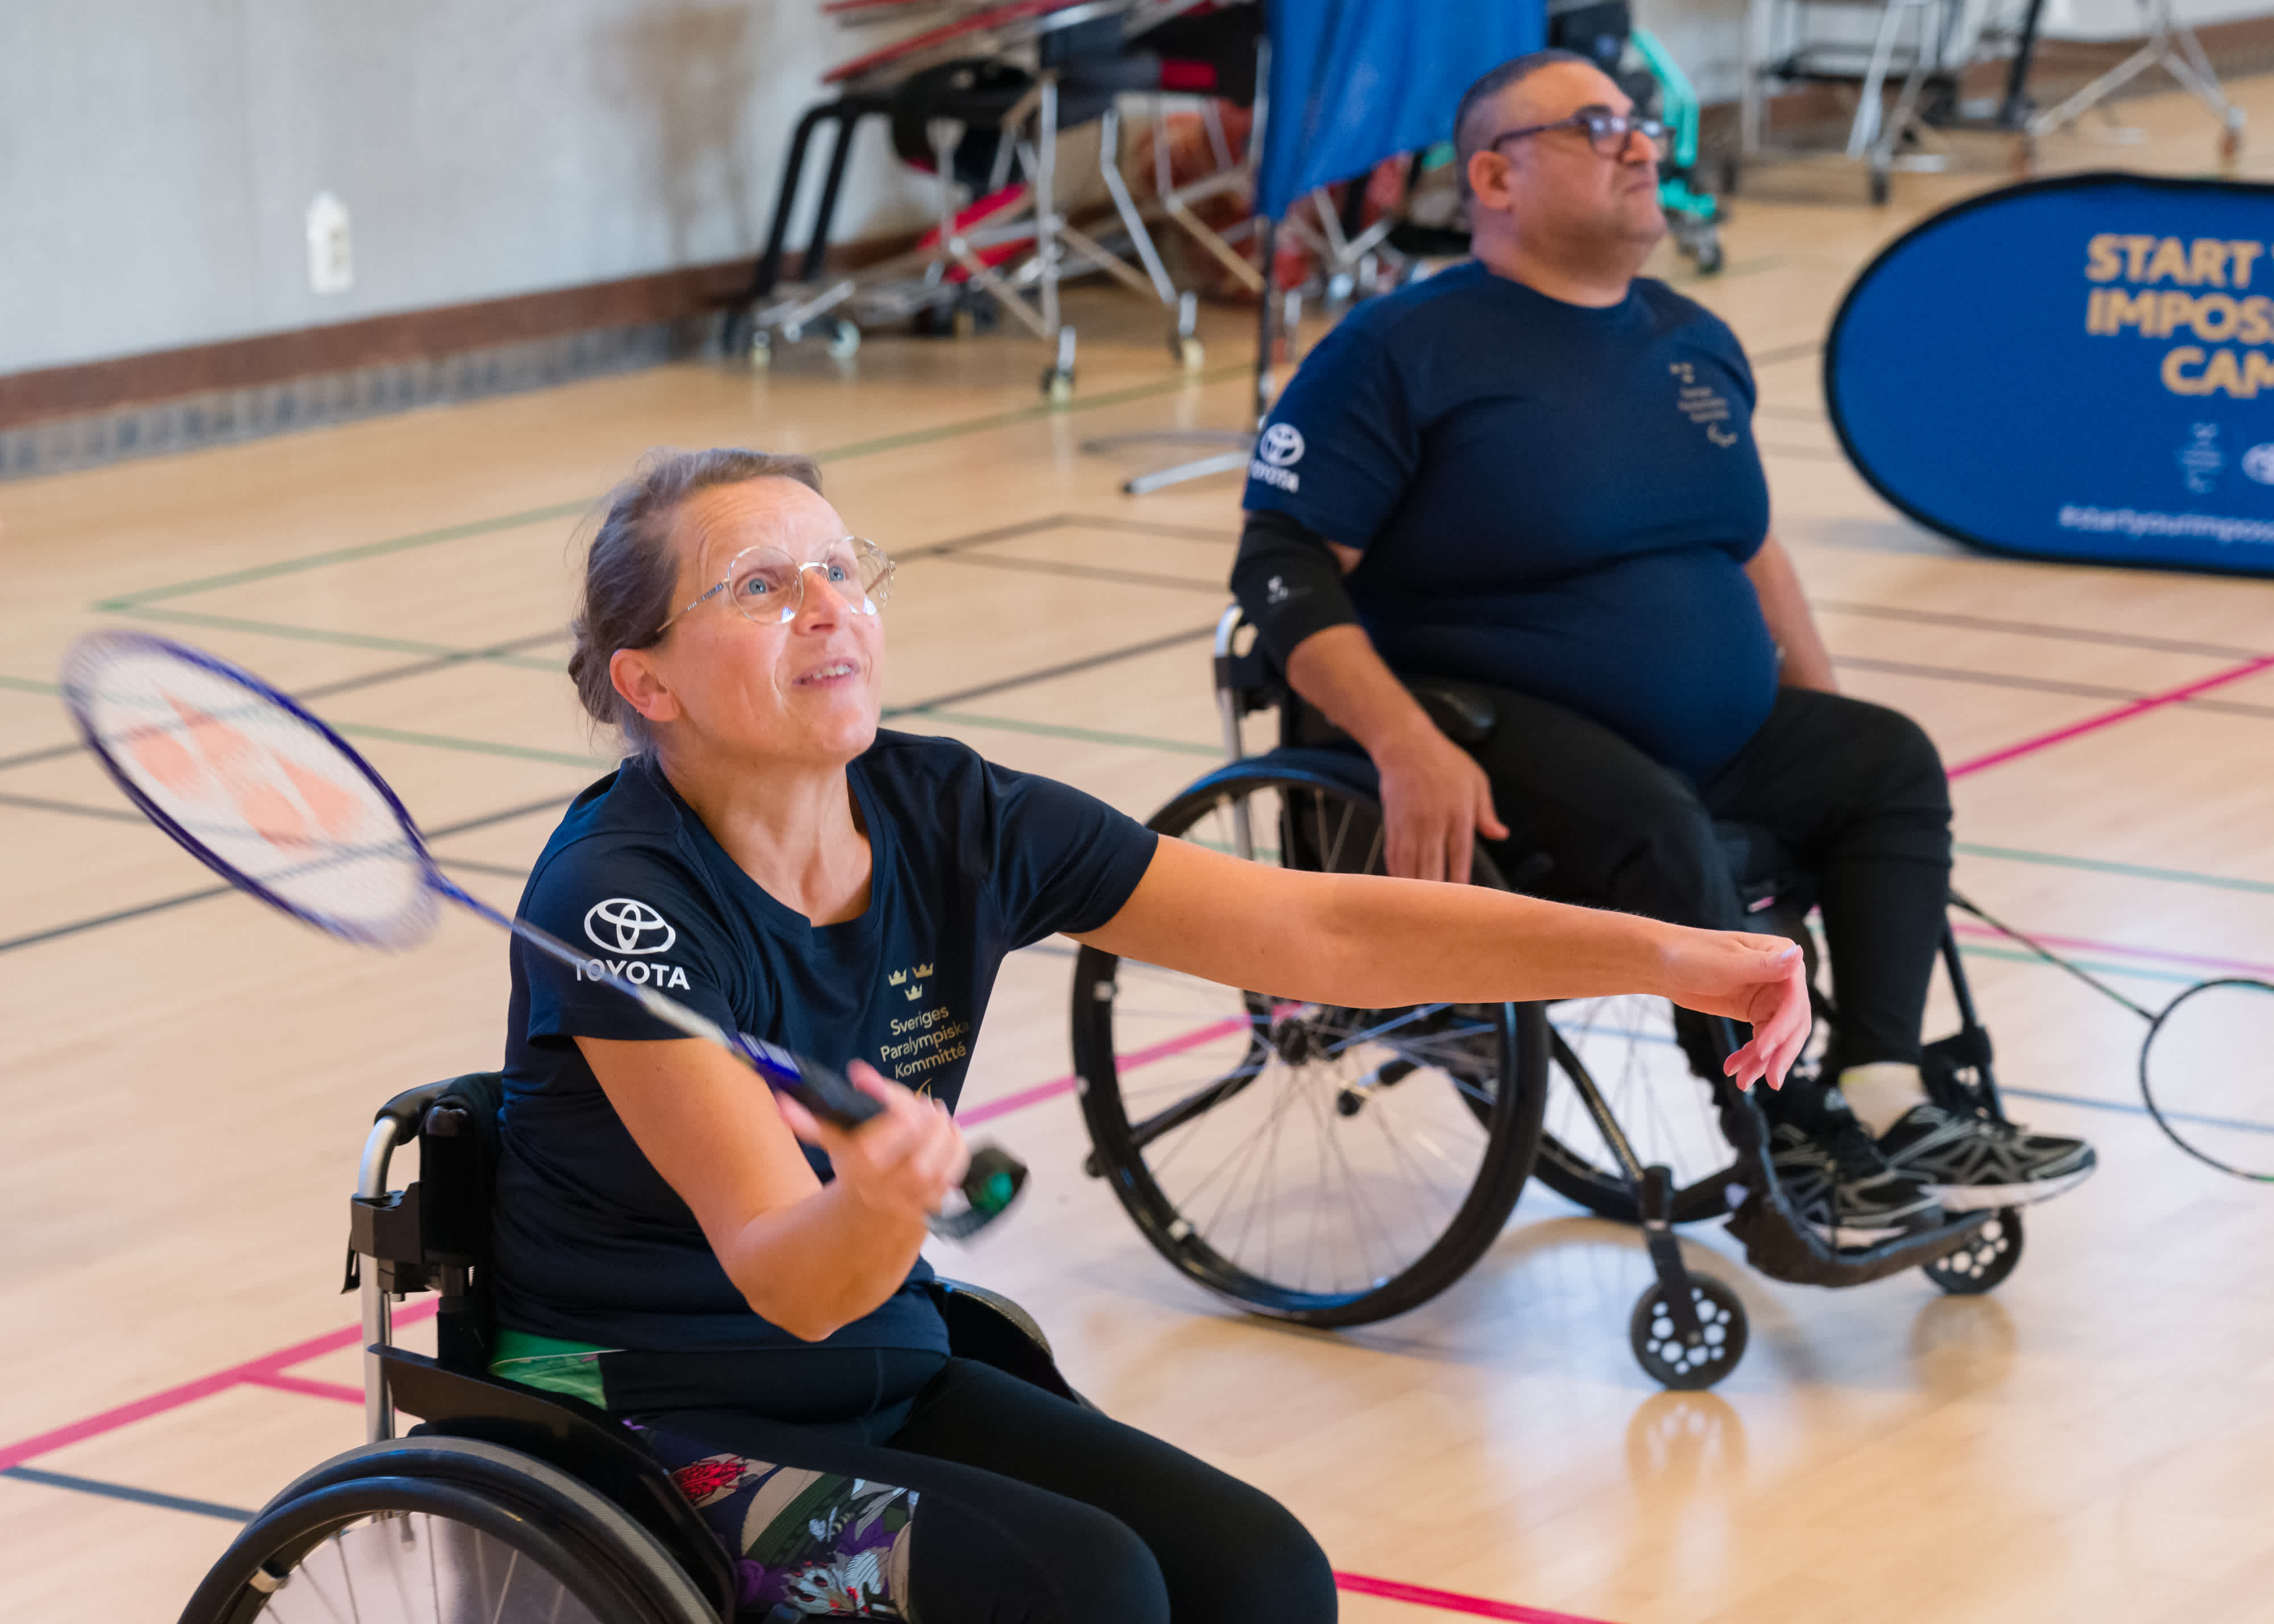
[1462,682,1953,1074]
[629,1355,1336,1624]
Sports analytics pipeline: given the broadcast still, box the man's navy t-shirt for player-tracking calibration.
[493,734,1157,1355]
[1242,262,1778,777]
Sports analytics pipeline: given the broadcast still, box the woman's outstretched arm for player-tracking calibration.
[1073,837,1811,1089]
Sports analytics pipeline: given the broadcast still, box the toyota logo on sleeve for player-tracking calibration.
[583,898,677,954]
[1258,423,1305,466]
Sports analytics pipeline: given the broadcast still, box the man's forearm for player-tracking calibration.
[1284,625,1442,762]
[1744,534,1837,692]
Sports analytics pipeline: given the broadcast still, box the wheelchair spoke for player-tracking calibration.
[1119,1050,1271,1156]
[1080,770,1533,1321]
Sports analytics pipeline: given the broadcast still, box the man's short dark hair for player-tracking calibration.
[1452,48,1597,176]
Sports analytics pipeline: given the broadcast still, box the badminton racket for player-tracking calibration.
[1955,893,2274,1185]
[58,629,1026,1237]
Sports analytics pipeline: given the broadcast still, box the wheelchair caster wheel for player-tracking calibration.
[1041,365,1074,404]
[1172,333,1205,371]
[826,318,861,360]
[1923,1207,2022,1295]
[1630,1276,1746,1390]
[748,329,773,371]
[1868,165,1891,206]
[2220,121,2244,168]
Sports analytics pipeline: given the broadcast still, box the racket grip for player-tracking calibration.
[738,1039,885,1128]
[735,1036,1028,1236]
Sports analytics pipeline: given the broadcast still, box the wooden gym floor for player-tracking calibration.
[6,75,2274,1624]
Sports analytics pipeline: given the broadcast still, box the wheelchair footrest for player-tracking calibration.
[1707,1040,1995,1288]
[1725,1192,1993,1287]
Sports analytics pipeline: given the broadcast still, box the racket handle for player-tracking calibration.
[735,1036,1029,1237]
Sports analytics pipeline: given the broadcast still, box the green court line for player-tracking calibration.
[103,364,1254,613]
[906,709,1222,756]
[1956,941,2200,986]
[333,721,607,770]
[0,675,60,696]
[109,604,565,668]
[1957,841,2274,898]
[100,501,592,610]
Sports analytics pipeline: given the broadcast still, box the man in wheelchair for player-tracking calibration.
[1231,49,2095,1245]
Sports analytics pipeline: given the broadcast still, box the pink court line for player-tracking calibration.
[1952,920,2274,979]
[244,1371,367,1406]
[958,1014,1247,1126]
[1947,653,2274,779]
[0,1299,437,1472]
[1,1021,1243,1469]
[1334,1571,1619,1624]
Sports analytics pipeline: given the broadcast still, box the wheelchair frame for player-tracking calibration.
[1189,604,2007,1384]
[184,1074,1090,1623]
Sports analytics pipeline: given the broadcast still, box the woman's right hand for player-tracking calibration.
[775,1061,972,1229]
[1654,929,1812,1093]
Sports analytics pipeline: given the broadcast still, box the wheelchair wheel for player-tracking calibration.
[1073,761,1549,1327]
[179,1437,718,1624]
[1629,1275,1748,1390]
[1531,996,1741,1225]
[1922,1206,2023,1294]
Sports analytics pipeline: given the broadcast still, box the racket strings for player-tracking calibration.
[64,637,438,948]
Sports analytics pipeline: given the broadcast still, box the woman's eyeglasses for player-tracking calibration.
[1489,107,1667,160]
[658,537,896,636]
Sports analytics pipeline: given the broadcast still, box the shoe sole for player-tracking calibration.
[1807,1216,1939,1247]
[1927,1164,2096,1211]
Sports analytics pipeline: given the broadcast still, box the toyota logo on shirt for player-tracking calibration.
[1258,423,1305,466]
[583,898,677,954]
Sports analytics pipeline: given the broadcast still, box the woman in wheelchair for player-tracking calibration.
[483,447,1816,1623]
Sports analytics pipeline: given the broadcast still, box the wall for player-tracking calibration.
[0,0,940,376]
[1637,0,2274,107]
[5,0,2268,380]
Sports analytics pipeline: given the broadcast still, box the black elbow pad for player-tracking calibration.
[1230,509,1360,667]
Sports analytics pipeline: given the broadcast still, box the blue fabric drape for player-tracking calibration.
[1256,0,1546,219]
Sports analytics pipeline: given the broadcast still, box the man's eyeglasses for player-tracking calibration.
[658,537,896,636]
[1488,106,1667,160]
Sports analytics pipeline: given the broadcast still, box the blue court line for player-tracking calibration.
[1561,1024,2274,1136]
[2,1464,252,1522]
[2002,1083,2274,1137]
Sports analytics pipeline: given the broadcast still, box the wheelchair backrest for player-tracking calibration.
[356,1071,504,1375]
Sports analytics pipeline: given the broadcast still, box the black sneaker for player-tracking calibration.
[1769,1116,1945,1247]
[1875,1104,2097,1211]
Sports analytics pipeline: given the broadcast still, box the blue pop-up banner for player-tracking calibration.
[1826,173,2274,577]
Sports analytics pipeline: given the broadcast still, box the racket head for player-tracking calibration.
[2139,977,2274,1183]
[59,630,443,949]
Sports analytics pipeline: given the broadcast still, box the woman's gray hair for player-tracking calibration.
[567,446,823,755]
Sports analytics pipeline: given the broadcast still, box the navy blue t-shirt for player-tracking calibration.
[492,733,1158,1355]
[1243,263,1778,777]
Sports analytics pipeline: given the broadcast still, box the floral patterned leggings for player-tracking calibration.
[627,1357,1334,1624]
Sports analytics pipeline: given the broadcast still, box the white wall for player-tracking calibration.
[5,0,2267,377]
[0,0,940,375]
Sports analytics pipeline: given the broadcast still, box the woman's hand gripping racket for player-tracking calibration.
[59,630,1027,1239]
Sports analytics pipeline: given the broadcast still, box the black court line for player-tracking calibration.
[0,629,573,782]
[3,618,1223,957]
[936,553,1230,594]
[1,1464,252,1523]
[885,623,1220,716]
[1839,655,2274,719]
[0,792,577,958]
[1833,657,2138,702]
[1747,340,1824,368]
[870,512,1233,566]
[1815,600,2268,662]
[0,792,147,824]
